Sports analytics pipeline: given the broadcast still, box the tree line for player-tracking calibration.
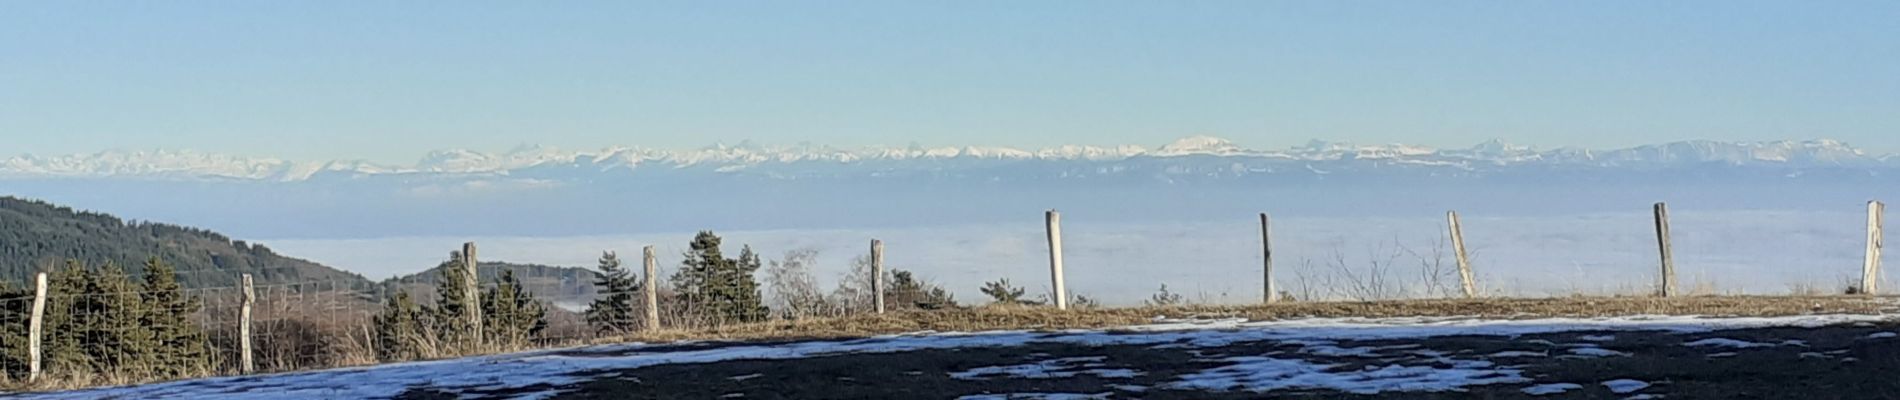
[2,229,974,385]
[370,251,548,361]
[0,258,213,383]
[577,231,960,335]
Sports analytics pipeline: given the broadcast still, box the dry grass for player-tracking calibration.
[592,295,1899,345]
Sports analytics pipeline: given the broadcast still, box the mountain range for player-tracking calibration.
[1,137,1888,182]
[6,137,1899,239]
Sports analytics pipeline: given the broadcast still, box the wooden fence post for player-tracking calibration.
[1045,210,1069,310]
[1260,213,1277,303]
[1654,203,1677,297]
[27,272,46,382]
[1865,201,1885,295]
[240,274,255,374]
[643,245,660,332]
[463,242,482,347]
[1447,211,1477,298]
[871,239,886,314]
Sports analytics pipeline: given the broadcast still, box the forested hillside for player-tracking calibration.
[0,196,372,288]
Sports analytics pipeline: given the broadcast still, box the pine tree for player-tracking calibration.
[41,261,94,376]
[671,231,768,324]
[1145,284,1184,307]
[584,251,640,334]
[74,261,157,376]
[980,278,1033,305]
[372,291,430,362]
[139,257,213,378]
[887,270,957,310]
[481,270,547,350]
[429,251,477,353]
[728,246,768,321]
[0,280,28,380]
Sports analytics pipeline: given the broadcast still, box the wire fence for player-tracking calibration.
[0,202,1892,391]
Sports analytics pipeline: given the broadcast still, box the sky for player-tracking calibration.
[2,1,1897,163]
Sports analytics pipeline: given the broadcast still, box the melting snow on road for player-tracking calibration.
[950,357,1139,380]
[1602,379,1652,394]
[1522,383,1584,395]
[1683,338,1774,348]
[7,314,1888,400]
[1166,356,1528,394]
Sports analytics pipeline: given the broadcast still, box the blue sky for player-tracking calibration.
[2,1,1896,163]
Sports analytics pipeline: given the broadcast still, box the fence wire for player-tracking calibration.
[2,205,1891,390]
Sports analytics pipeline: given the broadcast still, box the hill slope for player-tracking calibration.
[0,196,372,288]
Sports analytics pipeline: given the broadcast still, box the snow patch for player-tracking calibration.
[1522,383,1584,395]
[1488,351,1547,358]
[1567,347,1631,357]
[949,357,1138,380]
[1603,379,1651,394]
[1168,357,1528,394]
[23,314,1889,399]
[1683,338,1772,348]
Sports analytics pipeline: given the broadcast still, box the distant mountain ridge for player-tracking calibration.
[0,137,1886,182]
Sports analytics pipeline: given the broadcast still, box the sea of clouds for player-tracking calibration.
[262,209,1880,306]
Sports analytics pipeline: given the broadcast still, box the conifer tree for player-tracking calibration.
[0,280,27,380]
[728,246,768,321]
[980,278,1032,305]
[671,231,768,323]
[139,257,213,377]
[887,270,957,310]
[42,261,93,376]
[583,251,640,334]
[372,291,429,362]
[429,251,476,353]
[481,270,547,350]
[65,261,157,376]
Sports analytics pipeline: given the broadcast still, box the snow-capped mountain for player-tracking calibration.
[0,137,1886,182]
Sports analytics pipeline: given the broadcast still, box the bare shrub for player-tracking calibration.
[830,254,878,313]
[764,249,834,319]
[1405,234,1461,298]
[1325,245,1405,301]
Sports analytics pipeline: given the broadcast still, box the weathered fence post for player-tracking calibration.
[1045,210,1069,310]
[643,245,660,332]
[240,273,255,375]
[1447,211,1477,298]
[1653,203,1677,297]
[871,239,886,314]
[1865,201,1885,295]
[1260,213,1277,303]
[463,242,482,347]
[27,272,47,382]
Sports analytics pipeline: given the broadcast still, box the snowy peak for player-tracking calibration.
[1155,135,1244,156]
[0,138,1885,181]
